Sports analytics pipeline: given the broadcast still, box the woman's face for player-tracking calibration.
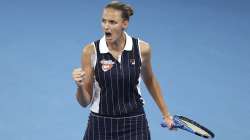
[102,8,128,43]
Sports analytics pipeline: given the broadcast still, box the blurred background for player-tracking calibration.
[0,0,250,139]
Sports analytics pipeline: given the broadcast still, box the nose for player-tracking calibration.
[104,24,110,31]
[102,21,110,30]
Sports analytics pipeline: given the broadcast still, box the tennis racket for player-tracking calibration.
[161,115,215,139]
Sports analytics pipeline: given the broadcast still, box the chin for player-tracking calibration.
[105,38,113,43]
[107,36,116,41]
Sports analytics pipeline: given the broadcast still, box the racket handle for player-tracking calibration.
[161,115,183,128]
[161,122,181,128]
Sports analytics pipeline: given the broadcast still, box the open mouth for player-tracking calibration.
[105,32,112,38]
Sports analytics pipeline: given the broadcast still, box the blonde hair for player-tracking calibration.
[105,1,134,21]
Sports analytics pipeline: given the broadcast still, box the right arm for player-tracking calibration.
[72,44,95,107]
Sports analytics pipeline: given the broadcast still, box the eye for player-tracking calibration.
[109,20,117,24]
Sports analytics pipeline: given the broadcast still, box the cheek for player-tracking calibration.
[113,28,122,36]
[113,24,123,31]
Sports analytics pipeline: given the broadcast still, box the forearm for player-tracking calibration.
[147,76,171,117]
[75,86,92,107]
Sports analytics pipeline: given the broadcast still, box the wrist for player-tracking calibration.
[75,81,83,88]
[162,113,171,119]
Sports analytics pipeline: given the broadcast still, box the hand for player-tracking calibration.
[163,115,175,130]
[72,68,85,87]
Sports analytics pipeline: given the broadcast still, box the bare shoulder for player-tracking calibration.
[139,40,151,63]
[139,40,151,54]
[82,43,95,57]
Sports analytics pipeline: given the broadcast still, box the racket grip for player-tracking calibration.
[161,115,183,128]
[161,122,179,128]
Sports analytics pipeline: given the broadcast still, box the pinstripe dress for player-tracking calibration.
[83,32,151,140]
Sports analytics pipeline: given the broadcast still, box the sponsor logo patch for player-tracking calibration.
[100,59,115,72]
[130,59,135,65]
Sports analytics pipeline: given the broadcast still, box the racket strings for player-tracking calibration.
[181,119,211,137]
[178,116,214,138]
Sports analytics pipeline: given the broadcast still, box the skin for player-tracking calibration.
[72,7,174,128]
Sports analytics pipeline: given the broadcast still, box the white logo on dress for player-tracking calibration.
[100,59,115,72]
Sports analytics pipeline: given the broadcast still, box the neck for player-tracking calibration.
[107,32,126,52]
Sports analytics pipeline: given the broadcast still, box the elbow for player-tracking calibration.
[77,98,91,108]
[76,94,91,108]
[144,75,154,86]
[79,102,90,108]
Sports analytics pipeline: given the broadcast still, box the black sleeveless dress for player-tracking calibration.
[83,34,151,140]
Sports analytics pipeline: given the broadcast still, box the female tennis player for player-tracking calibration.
[72,1,174,140]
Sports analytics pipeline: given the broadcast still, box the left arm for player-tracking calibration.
[140,41,174,128]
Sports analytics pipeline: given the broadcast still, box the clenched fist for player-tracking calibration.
[72,68,85,87]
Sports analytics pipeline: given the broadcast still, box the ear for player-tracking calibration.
[122,20,129,30]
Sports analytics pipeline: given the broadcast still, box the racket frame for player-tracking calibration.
[161,115,215,139]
